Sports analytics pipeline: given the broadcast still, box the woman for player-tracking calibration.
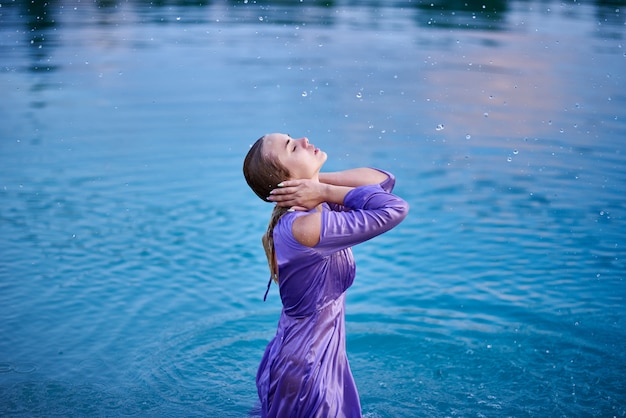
[243,133,408,418]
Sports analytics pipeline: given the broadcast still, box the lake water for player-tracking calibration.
[1,0,625,416]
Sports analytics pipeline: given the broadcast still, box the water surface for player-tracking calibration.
[1,0,625,416]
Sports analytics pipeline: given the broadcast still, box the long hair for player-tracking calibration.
[243,136,291,284]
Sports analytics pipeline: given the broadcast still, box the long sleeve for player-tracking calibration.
[314,182,408,257]
[377,168,396,193]
[326,168,396,213]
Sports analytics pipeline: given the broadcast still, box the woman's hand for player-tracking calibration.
[268,179,325,211]
[268,180,354,211]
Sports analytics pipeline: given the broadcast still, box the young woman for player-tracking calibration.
[243,133,408,418]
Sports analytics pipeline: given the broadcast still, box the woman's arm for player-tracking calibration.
[269,181,352,210]
[319,168,389,188]
[293,183,408,249]
[269,181,354,247]
[268,168,393,209]
[269,169,407,248]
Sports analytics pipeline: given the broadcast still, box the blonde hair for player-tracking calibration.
[262,206,289,283]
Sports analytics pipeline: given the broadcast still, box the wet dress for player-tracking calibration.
[256,170,408,418]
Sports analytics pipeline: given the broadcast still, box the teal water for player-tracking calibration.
[1,0,625,416]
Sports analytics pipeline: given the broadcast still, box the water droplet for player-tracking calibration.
[513,149,519,155]
[483,112,489,117]
[301,91,307,97]
[465,134,471,140]
[259,16,264,21]
[507,156,512,162]
[356,92,362,99]
[436,124,444,131]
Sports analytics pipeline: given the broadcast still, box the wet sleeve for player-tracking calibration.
[326,168,396,212]
[314,183,409,256]
[377,168,396,193]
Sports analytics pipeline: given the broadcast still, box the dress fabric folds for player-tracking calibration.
[256,171,408,418]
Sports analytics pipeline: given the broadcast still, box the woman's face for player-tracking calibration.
[262,133,327,180]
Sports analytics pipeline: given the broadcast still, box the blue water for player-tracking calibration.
[1,0,625,416]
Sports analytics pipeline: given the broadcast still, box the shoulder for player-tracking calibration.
[291,211,322,247]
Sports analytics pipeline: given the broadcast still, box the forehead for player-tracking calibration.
[262,133,288,155]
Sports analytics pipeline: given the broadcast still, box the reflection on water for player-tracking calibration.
[2,0,624,140]
[1,0,625,416]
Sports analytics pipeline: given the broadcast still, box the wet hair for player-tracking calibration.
[243,135,290,201]
[243,136,290,286]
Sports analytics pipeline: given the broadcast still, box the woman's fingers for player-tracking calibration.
[268,188,292,199]
[267,179,319,209]
[269,191,303,207]
[274,199,298,208]
[277,180,298,188]
[269,180,304,198]
[268,190,296,203]
[271,180,299,194]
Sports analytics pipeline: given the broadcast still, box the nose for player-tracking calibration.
[298,137,309,147]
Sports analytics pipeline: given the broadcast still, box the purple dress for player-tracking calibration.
[256,171,408,418]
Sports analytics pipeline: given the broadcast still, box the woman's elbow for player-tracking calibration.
[387,199,409,225]
[397,200,409,221]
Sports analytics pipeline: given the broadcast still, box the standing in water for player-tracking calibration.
[243,133,408,418]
